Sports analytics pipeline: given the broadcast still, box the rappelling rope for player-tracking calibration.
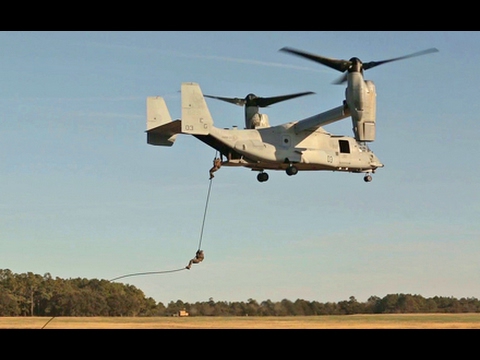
[41,154,217,329]
[108,161,215,282]
[198,176,213,251]
[40,266,188,328]
[197,151,218,250]
[40,267,187,329]
[109,268,186,282]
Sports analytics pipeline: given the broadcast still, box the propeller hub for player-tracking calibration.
[348,57,362,72]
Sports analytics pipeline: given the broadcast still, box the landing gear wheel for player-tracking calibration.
[286,165,298,176]
[257,172,269,182]
[364,174,373,182]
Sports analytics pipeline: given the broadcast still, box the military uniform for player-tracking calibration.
[209,158,222,179]
[186,250,205,269]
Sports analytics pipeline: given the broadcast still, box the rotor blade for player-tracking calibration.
[280,47,350,73]
[205,92,315,108]
[204,95,245,106]
[255,91,315,107]
[362,47,439,70]
[332,73,348,85]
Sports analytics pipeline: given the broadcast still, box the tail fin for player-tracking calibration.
[181,82,213,135]
[146,96,181,146]
[147,96,172,131]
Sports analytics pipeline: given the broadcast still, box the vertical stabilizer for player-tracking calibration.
[147,96,172,131]
[146,96,181,146]
[181,82,213,135]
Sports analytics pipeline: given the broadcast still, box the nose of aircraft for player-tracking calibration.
[371,153,384,168]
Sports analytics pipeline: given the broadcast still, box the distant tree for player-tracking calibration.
[0,290,20,316]
[377,294,400,313]
[229,301,248,316]
[166,299,187,316]
[308,301,325,315]
[365,296,381,314]
[154,301,167,316]
[397,294,423,313]
[259,299,275,316]
[212,301,231,316]
[338,296,362,315]
[459,297,480,313]
[425,298,438,313]
[277,299,293,316]
[4,268,480,317]
[293,299,313,316]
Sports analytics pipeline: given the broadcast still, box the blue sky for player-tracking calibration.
[1,31,479,305]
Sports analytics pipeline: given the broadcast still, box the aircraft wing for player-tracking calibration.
[294,104,350,133]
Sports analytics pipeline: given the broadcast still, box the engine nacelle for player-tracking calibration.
[347,79,376,142]
[245,112,270,129]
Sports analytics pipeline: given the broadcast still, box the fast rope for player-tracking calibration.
[110,153,216,281]
[41,155,217,329]
[109,268,185,282]
[196,151,218,251]
[197,172,213,251]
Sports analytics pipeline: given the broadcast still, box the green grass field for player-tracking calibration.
[1,313,480,329]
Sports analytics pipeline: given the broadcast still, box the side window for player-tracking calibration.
[339,139,350,154]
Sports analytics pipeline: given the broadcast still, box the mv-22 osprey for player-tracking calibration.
[146,47,438,183]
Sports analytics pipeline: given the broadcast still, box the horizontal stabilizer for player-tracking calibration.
[147,120,182,146]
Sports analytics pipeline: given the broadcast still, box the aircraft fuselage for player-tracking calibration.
[204,122,383,174]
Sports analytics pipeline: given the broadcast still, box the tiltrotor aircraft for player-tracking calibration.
[146,47,438,182]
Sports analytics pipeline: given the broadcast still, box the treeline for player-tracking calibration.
[1,269,479,316]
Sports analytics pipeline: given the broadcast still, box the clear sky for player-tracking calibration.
[1,31,479,305]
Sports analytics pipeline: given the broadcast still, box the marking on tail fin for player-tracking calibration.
[181,82,213,135]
